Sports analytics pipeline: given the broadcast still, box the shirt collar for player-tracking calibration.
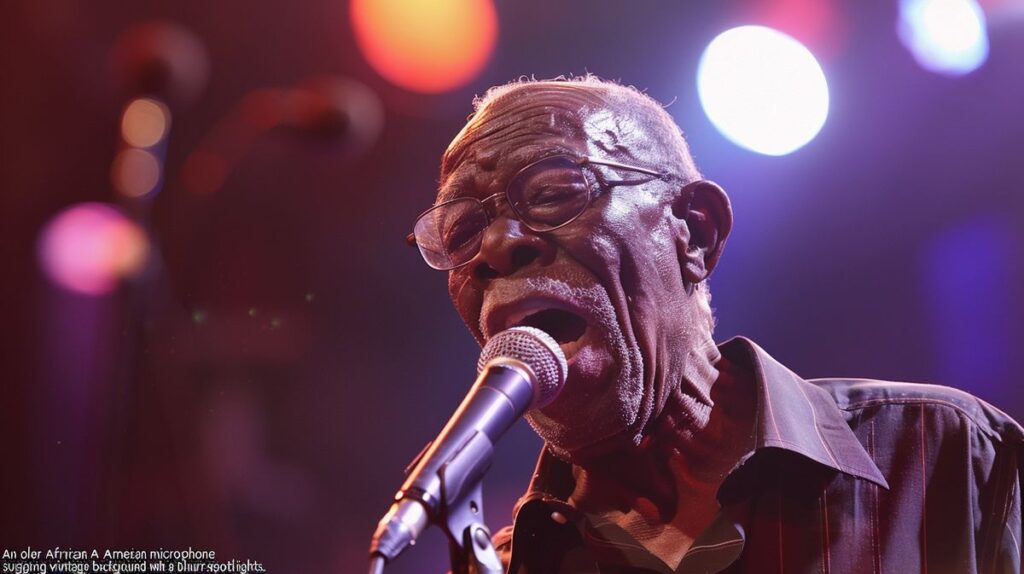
[516,336,888,513]
[723,336,889,489]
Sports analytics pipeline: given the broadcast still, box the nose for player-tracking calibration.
[471,216,554,280]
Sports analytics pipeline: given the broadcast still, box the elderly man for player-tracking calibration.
[408,77,1023,573]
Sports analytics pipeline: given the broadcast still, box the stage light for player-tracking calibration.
[111,148,162,197]
[898,0,989,76]
[697,25,830,156]
[121,97,170,148]
[38,203,149,296]
[350,0,497,94]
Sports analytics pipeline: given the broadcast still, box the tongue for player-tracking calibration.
[516,309,587,344]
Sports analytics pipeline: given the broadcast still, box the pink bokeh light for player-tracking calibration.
[37,202,150,295]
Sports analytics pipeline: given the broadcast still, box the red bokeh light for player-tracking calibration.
[743,0,845,61]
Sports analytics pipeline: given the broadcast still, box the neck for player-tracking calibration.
[567,341,755,523]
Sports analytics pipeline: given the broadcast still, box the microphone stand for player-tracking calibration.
[371,437,503,574]
[443,482,503,574]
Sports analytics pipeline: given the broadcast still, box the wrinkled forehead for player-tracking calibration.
[437,85,615,203]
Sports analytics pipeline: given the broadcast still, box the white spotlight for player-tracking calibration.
[898,0,989,76]
[697,26,830,156]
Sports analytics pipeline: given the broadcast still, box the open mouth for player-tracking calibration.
[512,308,588,345]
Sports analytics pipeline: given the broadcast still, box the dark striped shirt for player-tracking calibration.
[494,337,1024,573]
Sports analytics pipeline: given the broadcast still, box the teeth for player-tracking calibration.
[558,334,587,362]
[506,308,538,329]
[492,301,548,336]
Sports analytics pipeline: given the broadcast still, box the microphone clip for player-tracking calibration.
[441,482,503,574]
[413,429,503,573]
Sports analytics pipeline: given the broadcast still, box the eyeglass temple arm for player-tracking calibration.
[584,158,668,179]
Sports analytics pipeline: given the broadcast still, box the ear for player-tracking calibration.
[671,180,733,283]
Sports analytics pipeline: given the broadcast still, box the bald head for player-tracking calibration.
[441,76,702,191]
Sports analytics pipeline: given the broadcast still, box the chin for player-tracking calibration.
[523,332,648,462]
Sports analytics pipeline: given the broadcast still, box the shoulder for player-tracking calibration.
[809,377,1024,445]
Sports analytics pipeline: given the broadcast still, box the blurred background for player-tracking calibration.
[1,0,1023,572]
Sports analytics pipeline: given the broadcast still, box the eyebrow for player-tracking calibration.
[435,170,473,205]
[435,145,578,205]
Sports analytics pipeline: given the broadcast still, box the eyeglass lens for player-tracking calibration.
[507,156,591,230]
[414,198,489,270]
[414,155,592,270]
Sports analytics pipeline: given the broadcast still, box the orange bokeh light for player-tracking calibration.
[121,97,170,148]
[111,148,162,197]
[350,0,498,94]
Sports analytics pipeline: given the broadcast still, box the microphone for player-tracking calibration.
[369,326,568,567]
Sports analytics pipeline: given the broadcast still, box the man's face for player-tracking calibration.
[439,87,705,460]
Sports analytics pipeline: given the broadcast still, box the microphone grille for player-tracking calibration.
[478,327,567,408]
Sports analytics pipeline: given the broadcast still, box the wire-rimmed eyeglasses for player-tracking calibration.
[408,154,673,270]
